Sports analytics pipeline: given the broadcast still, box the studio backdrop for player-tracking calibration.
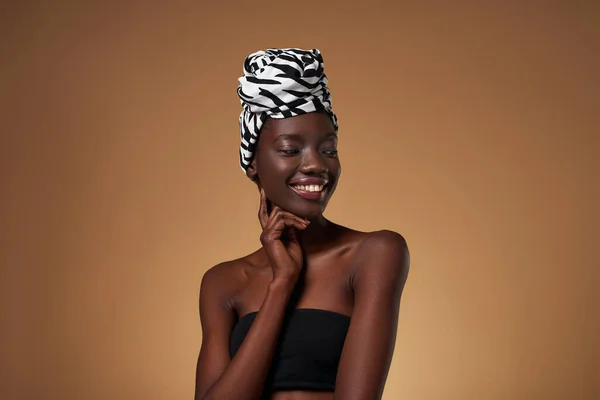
[1,2,598,399]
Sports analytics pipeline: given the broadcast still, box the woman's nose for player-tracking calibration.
[298,149,328,174]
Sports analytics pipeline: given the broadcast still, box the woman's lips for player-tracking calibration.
[289,185,326,201]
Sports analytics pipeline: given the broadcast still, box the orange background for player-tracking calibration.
[1,2,598,399]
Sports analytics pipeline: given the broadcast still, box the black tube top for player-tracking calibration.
[230,308,351,395]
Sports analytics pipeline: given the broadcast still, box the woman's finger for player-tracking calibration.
[258,188,269,228]
[263,203,309,234]
[263,214,308,238]
[279,210,310,225]
[274,215,309,232]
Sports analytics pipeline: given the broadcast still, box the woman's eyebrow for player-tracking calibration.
[274,132,337,142]
[274,133,303,141]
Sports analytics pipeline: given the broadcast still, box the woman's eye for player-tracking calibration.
[279,148,300,155]
[323,149,338,157]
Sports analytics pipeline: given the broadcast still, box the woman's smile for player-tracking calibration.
[289,183,328,201]
[289,176,329,201]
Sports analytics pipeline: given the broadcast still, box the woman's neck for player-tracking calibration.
[296,216,337,253]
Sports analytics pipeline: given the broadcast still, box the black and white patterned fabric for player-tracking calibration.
[237,48,338,173]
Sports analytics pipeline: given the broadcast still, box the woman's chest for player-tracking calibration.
[234,252,355,317]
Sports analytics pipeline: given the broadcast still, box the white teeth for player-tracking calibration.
[292,184,324,192]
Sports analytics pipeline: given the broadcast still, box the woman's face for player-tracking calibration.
[248,112,341,220]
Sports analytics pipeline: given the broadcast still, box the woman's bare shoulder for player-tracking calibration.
[334,224,407,251]
[197,249,267,316]
[351,229,410,284]
[333,225,408,273]
[362,229,407,248]
[200,248,266,292]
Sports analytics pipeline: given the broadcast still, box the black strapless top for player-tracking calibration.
[230,308,351,395]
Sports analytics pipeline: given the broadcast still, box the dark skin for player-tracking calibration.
[194,112,410,400]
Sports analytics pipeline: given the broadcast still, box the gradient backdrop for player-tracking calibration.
[1,2,598,400]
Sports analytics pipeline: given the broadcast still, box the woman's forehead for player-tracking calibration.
[263,113,336,141]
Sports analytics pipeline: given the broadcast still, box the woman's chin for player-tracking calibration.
[301,209,327,222]
[277,198,328,221]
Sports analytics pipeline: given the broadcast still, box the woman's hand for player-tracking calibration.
[258,188,309,283]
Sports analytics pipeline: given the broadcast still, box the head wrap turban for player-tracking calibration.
[237,48,338,173]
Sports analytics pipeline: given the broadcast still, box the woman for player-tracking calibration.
[194,48,410,400]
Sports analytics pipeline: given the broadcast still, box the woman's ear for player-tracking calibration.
[246,159,259,183]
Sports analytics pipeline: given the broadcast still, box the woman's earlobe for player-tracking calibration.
[246,161,258,182]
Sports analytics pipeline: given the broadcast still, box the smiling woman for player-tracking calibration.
[193,48,410,400]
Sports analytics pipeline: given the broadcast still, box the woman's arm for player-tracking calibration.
[334,230,410,400]
[194,263,298,400]
[195,190,309,400]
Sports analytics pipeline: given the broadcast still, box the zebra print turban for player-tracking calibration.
[237,48,338,173]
